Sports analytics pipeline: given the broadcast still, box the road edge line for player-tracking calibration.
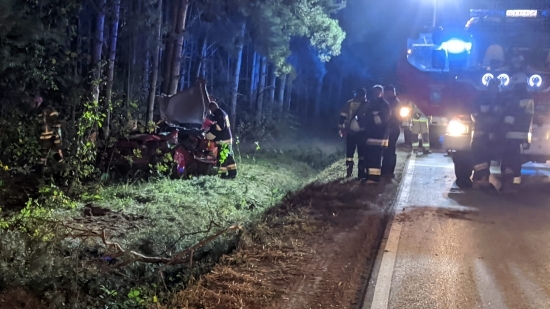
[368,153,416,309]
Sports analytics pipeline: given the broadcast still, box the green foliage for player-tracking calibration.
[0,109,43,172]
[61,99,106,186]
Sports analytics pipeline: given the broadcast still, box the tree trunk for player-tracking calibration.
[255,56,267,125]
[276,74,286,115]
[91,0,105,106]
[230,23,246,131]
[195,37,207,79]
[147,0,163,123]
[104,0,121,138]
[314,73,326,117]
[250,52,260,110]
[337,75,343,104]
[284,77,292,112]
[161,0,178,94]
[267,66,276,114]
[248,49,257,109]
[168,0,190,95]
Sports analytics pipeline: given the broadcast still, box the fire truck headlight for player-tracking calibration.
[399,107,410,118]
[529,74,542,88]
[497,74,510,87]
[482,73,494,86]
[447,120,468,136]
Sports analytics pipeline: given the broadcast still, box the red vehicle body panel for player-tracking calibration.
[396,54,478,119]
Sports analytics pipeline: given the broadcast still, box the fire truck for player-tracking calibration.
[397,8,550,176]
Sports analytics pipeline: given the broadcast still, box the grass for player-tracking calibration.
[82,155,321,253]
[0,141,344,308]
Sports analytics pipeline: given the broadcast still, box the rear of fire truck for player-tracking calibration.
[397,8,550,175]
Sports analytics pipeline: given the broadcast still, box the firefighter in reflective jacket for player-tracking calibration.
[356,85,391,184]
[500,73,534,191]
[32,94,64,174]
[206,101,237,179]
[411,103,430,154]
[471,78,502,188]
[338,88,367,178]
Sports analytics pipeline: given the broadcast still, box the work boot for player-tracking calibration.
[472,176,491,189]
[423,149,432,155]
[456,178,473,189]
[228,170,237,179]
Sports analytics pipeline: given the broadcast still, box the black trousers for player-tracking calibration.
[346,132,364,177]
[360,144,383,182]
[471,135,492,181]
[452,150,473,187]
[382,129,400,176]
[501,140,522,179]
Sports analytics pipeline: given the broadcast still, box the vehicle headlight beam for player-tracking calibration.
[482,73,494,86]
[447,120,468,136]
[529,74,542,88]
[497,74,510,87]
[400,107,411,118]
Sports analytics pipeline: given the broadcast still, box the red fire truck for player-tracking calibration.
[397,8,550,175]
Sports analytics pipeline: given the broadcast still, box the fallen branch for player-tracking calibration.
[59,220,241,266]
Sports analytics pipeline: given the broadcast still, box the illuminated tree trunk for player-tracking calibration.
[147,0,163,123]
[91,0,105,106]
[276,74,286,115]
[168,0,189,95]
[229,23,246,130]
[255,56,267,124]
[104,0,121,138]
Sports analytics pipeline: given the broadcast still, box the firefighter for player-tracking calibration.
[338,88,367,178]
[207,101,237,179]
[499,73,534,192]
[411,102,431,154]
[471,78,502,188]
[31,94,64,175]
[381,85,401,178]
[356,85,391,184]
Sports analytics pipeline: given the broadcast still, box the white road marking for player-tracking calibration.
[474,259,508,309]
[369,153,416,309]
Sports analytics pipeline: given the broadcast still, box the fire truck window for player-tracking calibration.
[482,44,505,68]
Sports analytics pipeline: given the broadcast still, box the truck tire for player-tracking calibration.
[452,150,473,188]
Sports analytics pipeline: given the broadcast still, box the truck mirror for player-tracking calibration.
[432,49,446,70]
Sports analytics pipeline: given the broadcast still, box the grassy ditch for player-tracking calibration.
[0,142,343,309]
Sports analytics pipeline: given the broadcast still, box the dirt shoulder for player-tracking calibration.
[163,150,409,309]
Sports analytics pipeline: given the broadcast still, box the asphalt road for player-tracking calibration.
[365,152,550,309]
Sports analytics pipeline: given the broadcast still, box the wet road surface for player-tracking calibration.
[366,153,550,309]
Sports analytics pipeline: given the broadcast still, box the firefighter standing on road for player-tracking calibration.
[500,73,534,192]
[338,88,367,178]
[356,85,391,185]
[471,78,502,188]
[206,101,237,179]
[31,94,64,175]
[381,85,401,178]
[411,102,431,154]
